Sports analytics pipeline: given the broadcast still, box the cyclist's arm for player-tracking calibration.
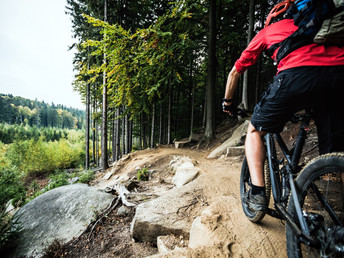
[223,66,241,107]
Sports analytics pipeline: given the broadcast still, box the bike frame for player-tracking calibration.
[264,112,316,244]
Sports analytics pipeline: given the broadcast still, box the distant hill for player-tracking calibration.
[0,93,85,129]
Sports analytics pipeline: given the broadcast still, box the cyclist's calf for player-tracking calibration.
[245,122,267,187]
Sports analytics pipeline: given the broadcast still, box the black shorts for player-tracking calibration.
[251,66,344,154]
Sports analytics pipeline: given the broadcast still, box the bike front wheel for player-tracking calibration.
[286,153,344,257]
[240,156,271,223]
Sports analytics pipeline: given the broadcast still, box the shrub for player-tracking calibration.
[78,170,95,184]
[6,137,84,176]
[0,210,22,253]
[137,168,149,181]
[46,171,70,191]
[0,168,26,210]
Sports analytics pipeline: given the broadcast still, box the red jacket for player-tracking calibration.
[234,19,344,74]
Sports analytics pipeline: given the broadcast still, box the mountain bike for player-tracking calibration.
[239,111,344,257]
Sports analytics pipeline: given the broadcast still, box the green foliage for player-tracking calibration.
[5,135,84,176]
[0,123,76,144]
[0,210,22,253]
[46,171,70,191]
[78,170,95,184]
[0,168,26,210]
[0,94,85,130]
[67,0,279,151]
[137,168,149,181]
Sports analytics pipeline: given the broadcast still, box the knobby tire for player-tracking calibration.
[240,156,272,223]
[286,153,344,257]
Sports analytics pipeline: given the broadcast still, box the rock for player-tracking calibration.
[120,154,131,161]
[68,177,79,184]
[11,184,113,258]
[172,167,199,187]
[188,132,202,143]
[207,120,250,159]
[5,200,19,217]
[157,235,188,254]
[171,158,199,187]
[103,171,113,180]
[226,146,245,157]
[116,206,130,217]
[169,156,193,172]
[130,182,201,244]
[174,140,190,149]
[147,245,229,258]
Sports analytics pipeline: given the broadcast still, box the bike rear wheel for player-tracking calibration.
[286,153,344,257]
[240,156,271,223]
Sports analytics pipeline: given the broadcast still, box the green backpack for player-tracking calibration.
[314,0,344,44]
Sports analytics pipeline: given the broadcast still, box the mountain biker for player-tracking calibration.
[223,0,344,212]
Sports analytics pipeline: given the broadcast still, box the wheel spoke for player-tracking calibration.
[286,154,344,257]
[311,181,343,227]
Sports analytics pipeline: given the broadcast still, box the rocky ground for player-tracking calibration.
[42,117,319,258]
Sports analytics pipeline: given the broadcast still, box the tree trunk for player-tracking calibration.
[85,77,90,169]
[116,109,121,159]
[122,110,126,154]
[242,0,255,110]
[112,110,117,162]
[126,114,130,153]
[143,112,147,149]
[204,0,217,142]
[189,54,195,139]
[140,112,143,150]
[159,101,163,144]
[173,90,179,140]
[189,79,195,139]
[92,96,96,165]
[150,102,156,148]
[101,0,109,170]
[167,86,172,144]
[96,119,99,167]
[202,90,207,129]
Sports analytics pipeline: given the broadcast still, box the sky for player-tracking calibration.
[0,0,85,110]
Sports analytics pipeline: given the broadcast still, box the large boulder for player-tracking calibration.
[11,184,113,258]
[130,180,202,245]
[207,120,250,159]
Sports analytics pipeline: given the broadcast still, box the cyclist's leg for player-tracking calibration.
[307,66,344,154]
[245,123,266,187]
[244,73,295,210]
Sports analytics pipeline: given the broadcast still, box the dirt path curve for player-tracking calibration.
[96,146,287,257]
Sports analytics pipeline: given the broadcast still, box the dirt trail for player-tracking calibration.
[57,144,290,257]
[95,146,287,257]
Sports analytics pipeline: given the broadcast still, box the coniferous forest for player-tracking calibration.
[0,94,85,143]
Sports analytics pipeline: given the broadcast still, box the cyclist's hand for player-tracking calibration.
[222,101,235,117]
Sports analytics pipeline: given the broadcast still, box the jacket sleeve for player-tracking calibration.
[234,29,267,74]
